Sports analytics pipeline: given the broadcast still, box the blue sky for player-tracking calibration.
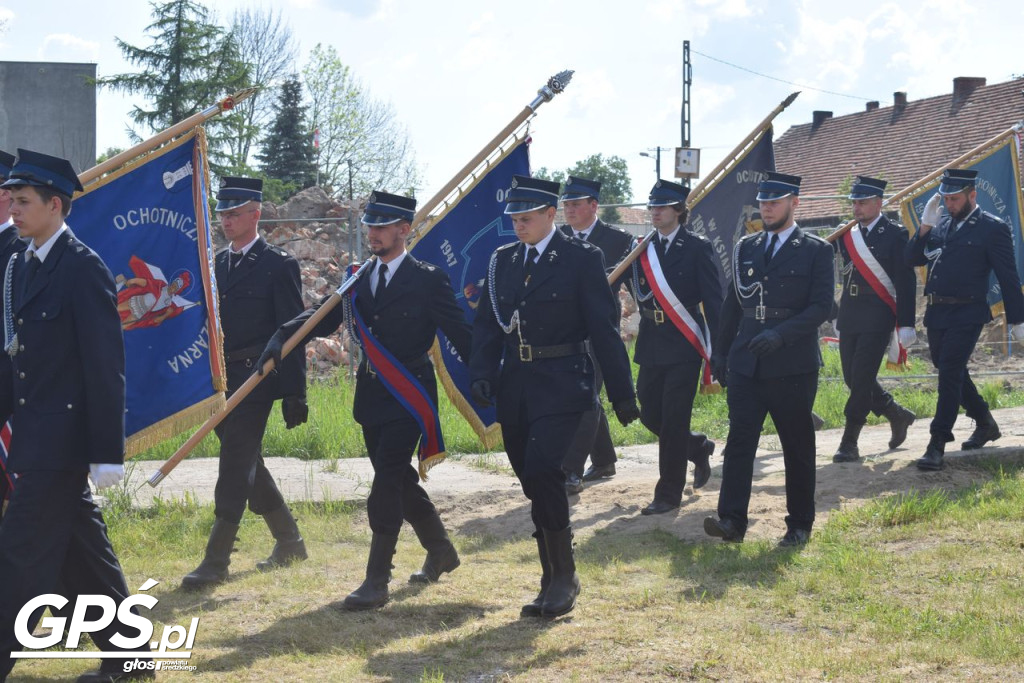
[1,0,1021,202]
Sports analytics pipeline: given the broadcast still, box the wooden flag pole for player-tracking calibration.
[606,92,801,282]
[148,259,374,487]
[79,88,257,188]
[149,72,577,486]
[410,70,574,229]
[825,124,1020,243]
[686,91,800,209]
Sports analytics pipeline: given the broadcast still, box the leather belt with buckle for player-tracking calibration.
[926,294,980,305]
[224,344,266,367]
[641,309,666,324]
[743,307,797,321]
[364,354,432,378]
[516,340,590,362]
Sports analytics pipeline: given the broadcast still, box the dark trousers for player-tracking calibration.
[719,371,818,533]
[926,324,987,443]
[362,418,438,536]
[637,360,703,505]
[502,408,584,532]
[213,398,286,524]
[561,359,616,476]
[839,329,895,425]
[0,472,148,679]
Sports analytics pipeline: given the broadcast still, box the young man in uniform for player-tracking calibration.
[182,177,309,589]
[470,175,639,618]
[707,172,834,547]
[629,180,722,516]
[905,169,1024,470]
[0,149,152,682]
[261,191,472,610]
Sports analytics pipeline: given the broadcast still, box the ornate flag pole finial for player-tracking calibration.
[529,70,575,111]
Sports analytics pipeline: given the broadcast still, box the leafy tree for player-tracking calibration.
[303,44,417,199]
[536,154,632,223]
[257,74,317,199]
[100,0,249,172]
[223,7,298,170]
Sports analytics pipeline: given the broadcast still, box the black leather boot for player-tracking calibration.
[916,440,945,471]
[962,411,1000,450]
[343,533,398,610]
[884,402,916,449]
[257,505,308,571]
[181,519,239,589]
[408,513,460,584]
[833,423,862,463]
[540,526,580,618]
[520,530,550,618]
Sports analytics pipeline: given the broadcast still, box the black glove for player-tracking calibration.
[256,330,288,376]
[612,399,640,427]
[747,329,783,357]
[470,379,494,408]
[710,355,728,388]
[281,396,309,429]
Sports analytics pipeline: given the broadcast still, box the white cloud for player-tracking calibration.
[468,12,494,34]
[40,33,100,62]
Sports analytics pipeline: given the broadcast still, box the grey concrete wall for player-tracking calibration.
[0,61,96,174]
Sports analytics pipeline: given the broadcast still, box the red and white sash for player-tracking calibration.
[842,227,907,367]
[639,241,713,384]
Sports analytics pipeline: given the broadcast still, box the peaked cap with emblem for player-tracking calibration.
[937,168,978,196]
[560,175,601,202]
[848,175,886,200]
[647,179,689,207]
[503,175,560,214]
[216,176,263,212]
[362,190,416,225]
[756,171,801,201]
[1,148,83,197]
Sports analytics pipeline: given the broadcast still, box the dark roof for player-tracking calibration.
[775,77,1024,224]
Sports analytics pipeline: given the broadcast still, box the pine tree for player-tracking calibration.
[100,0,249,172]
[257,75,317,194]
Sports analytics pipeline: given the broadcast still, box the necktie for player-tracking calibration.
[375,263,388,299]
[765,234,779,264]
[229,251,243,272]
[523,246,538,285]
[577,232,588,242]
[18,253,41,305]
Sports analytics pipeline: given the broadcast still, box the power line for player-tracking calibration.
[691,48,877,102]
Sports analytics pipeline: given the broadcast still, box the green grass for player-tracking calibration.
[20,463,1024,681]
[132,345,1024,461]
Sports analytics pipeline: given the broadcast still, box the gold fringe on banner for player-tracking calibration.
[192,126,227,392]
[126,393,225,458]
[406,136,530,455]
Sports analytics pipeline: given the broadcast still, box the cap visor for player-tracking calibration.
[215,198,253,212]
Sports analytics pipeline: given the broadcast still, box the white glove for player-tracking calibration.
[921,193,943,226]
[90,463,125,490]
[1011,323,1024,341]
[897,327,917,347]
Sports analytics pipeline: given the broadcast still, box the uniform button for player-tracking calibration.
[18,372,24,379]
[16,318,22,325]
[67,403,73,409]
[18,344,24,352]
[41,312,47,318]
[520,301,526,306]
[374,315,380,320]
[18,398,24,405]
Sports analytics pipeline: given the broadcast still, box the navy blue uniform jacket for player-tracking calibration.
[286,254,472,428]
[0,230,125,472]
[470,229,635,425]
[836,214,916,333]
[905,207,1024,329]
[629,229,723,366]
[717,228,834,379]
[216,237,306,400]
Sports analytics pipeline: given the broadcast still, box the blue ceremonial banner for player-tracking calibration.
[409,138,530,447]
[687,127,775,285]
[68,128,226,456]
[900,134,1024,317]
